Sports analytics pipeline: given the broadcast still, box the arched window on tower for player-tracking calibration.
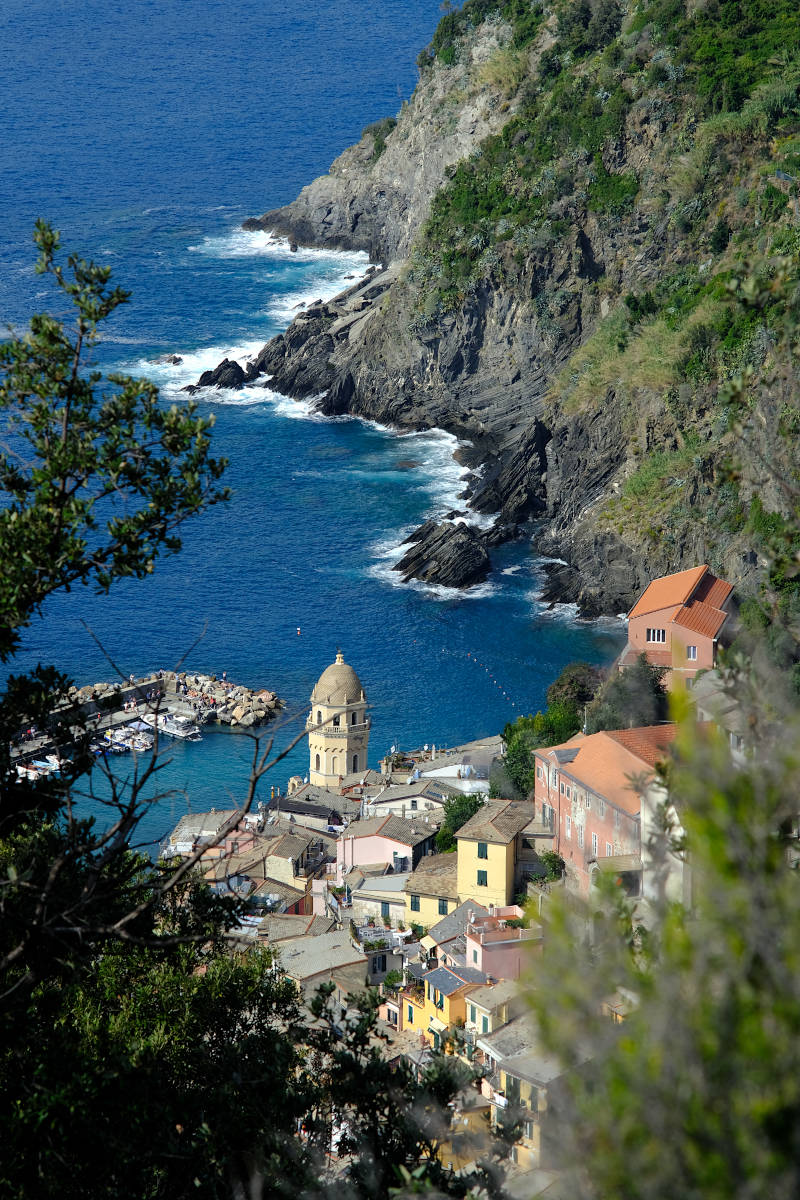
[352,754,358,774]
[332,758,338,776]
[315,754,320,772]
[316,711,322,724]
[333,713,340,728]
[351,711,357,726]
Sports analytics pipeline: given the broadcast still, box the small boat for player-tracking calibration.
[141,711,202,742]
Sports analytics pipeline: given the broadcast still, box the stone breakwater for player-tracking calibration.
[70,672,281,729]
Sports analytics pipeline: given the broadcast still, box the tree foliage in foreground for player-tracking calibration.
[527,255,800,1199]
[0,229,512,1200]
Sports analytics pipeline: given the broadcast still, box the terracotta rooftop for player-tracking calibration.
[456,800,535,844]
[628,565,709,618]
[537,727,677,814]
[605,725,677,769]
[672,598,729,639]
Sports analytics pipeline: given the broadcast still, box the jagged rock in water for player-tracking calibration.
[182,358,245,393]
[392,520,490,589]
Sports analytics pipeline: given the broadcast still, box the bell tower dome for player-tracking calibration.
[307,650,370,788]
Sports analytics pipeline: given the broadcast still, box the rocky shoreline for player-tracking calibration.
[184,16,763,615]
[70,671,281,729]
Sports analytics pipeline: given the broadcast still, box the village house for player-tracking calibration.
[463,906,542,978]
[464,978,525,1045]
[356,777,452,822]
[455,800,536,908]
[275,929,368,1004]
[404,853,460,929]
[533,725,678,896]
[415,735,504,797]
[400,962,488,1051]
[268,783,361,830]
[258,912,336,943]
[477,1013,569,1173]
[348,871,410,929]
[422,899,490,968]
[161,809,238,858]
[621,564,734,690]
[336,813,436,882]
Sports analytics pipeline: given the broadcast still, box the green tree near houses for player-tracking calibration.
[435,791,484,851]
[0,227,515,1200]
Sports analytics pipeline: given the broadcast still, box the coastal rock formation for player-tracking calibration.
[242,20,520,263]
[193,7,788,612]
[184,357,246,393]
[393,520,491,589]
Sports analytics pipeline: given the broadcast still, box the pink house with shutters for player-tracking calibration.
[620,564,733,690]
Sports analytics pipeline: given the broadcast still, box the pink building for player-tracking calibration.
[621,564,733,690]
[336,814,436,882]
[533,726,677,893]
[464,906,542,979]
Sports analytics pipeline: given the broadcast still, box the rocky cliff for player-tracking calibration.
[196,0,800,612]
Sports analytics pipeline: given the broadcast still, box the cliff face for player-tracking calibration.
[244,17,525,263]
[202,1,800,612]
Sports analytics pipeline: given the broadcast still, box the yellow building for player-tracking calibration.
[477,1014,568,1171]
[307,651,370,788]
[456,800,534,907]
[402,964,487,1051]
[403,853,459,930]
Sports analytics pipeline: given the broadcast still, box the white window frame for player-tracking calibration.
[646,627,666,643]
[565,815,571,839]
[687,645,697,660]
[606,842,613,856]
[591,832,598,857]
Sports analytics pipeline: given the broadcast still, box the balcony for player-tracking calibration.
[305,717,371,736]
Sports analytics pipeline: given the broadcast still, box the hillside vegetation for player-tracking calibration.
[405,0,800,606]
[244,0,800,620]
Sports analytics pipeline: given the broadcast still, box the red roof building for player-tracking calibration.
[533,726,678,894]
[621,565,733,690]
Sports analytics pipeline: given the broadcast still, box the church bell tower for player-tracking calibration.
[307,650,370,788]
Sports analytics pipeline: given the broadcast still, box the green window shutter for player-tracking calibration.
[410,894,420,912]
[477,870,488,887]
[477,841,488,859]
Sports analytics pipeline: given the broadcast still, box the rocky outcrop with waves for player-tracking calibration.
[195,1,799,608]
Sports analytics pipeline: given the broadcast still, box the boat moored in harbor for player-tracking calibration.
[141,711,202,742]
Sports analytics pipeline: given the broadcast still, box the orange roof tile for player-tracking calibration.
[538,726,677,813]
[639,648,674,668]
[693,574,733,609]
[672,599,728,639]
[628,565,709,619]
[605,726,677,769]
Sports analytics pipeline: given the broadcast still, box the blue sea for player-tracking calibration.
[1,0,624,846]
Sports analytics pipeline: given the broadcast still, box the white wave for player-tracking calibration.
[368,556,498,601]
[265,391,353,423]
[188,227,369,271]
[501,566,522,576]
[125,340,267,396]
[526,593,582,623]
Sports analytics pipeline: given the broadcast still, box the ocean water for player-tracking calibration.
[1,0,624,846]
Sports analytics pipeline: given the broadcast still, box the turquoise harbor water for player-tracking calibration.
[2,0,624,847]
